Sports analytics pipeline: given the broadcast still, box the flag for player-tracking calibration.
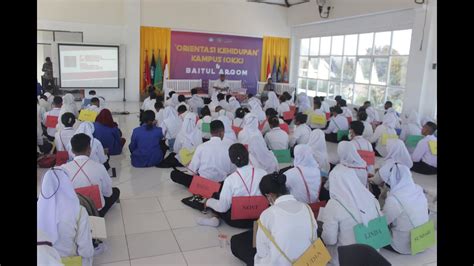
[276,57,282,82]
[143,51,151,92]
[162,51,168,73]
[271,57,277,82]
[266,55,271,80]
[150,52,156,84]
[154,52,163,91]
[283,57,289,83]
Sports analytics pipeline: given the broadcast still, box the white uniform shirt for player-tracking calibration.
[37,105,44,145]
[324,115,349,134]
[66,138,107,164]
[43,107,61,137]
[218,99,230,111]
[233,117,244,128]
[341,106,353,119]
[411,135,437,167]
[255,195,318,266]
[154,108,165,126]
[141,96,151,110]
[214,79,230,90]
[264,128,289,150]
[37,230,63,266]
[277,102,290,117]
[206,165,266,213]
[54,128,76,152]
[361,120,374,140]
[62,155,113,208]
[284,166,321,204]
[143,99,157,111]
[187,95,205,113]
[289,124,311,147]
[261,118,285,136]
[188,137,235,182]
[369,124,397,157]
[39,98,51,112]
[321,101,331,113]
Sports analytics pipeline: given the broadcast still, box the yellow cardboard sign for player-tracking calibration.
[381,133,398,145]
[179,148,195,166]
[78,109,98,122]
[310,114,326,125]
[428,141,437,155]
[61,256,82,266]
[293,238,332,266]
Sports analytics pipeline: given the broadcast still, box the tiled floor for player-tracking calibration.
[37,101,437,265]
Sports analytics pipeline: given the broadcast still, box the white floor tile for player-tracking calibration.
[216,222,248,238]
[95,260,131,266]
[127,230,180,259]
[173,226,220,252]
[123,211,170,235]
[183,246,244,266]
[121,197,162,214]
[158,193,192,211]
[164,209,208,229]
[130,252,187,266]
[93,235,129,265]
[105,203,125,236]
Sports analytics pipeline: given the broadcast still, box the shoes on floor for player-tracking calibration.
[196,217,220,227]
[181,195,206,211]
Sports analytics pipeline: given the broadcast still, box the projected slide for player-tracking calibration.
[59,44,119,88]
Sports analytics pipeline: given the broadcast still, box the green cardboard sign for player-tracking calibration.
[337,130,349,141]
[272,149,292,163]
[202,122,210,133]
[406,135,424,148]
[411,220,436,255]
[354,216,392,249]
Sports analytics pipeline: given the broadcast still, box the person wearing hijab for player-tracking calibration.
[324,106,349,143]
[248,135,279,174]
[37,168,94,265]
[249,98,266,123]
[264,91,280,111]
[356,111,374,141]
[336,141,368,187]
[196,106,213,141]
[160,106,182,151]
[233,108,246,128]
[307,129,331,176]
[55,113,77,152]
[228,96,241,114]
[93,109,125,156]
[217,115,237,144]
[237,113,261,145]
[173,112,203,165]
[166,92,180,108]
[369,113,398,157]
[411,122,437,175]
[284,144,322,204]
[277,94,291,118]
[379,163,429,254]
[296,92,311,113]
[37,229,63,266]
[67,122,108,167]
[399,111,422,142]
[60,93,78,118]
[129,110,165,167]
[320,166,381,265]
[289,113,312,147]
[187,88,205,113]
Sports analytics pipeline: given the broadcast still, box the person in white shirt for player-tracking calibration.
[60,93,78,118]
[296,92,312,113]
[37,101,45,147]
[248,135,279,174]
[411,122,437,175]
[238,113,261,145]
[228,96,241,114]
[289,113,311,147]
[164,91,179,108]
[187,88,205,113]
[43,96,63,140]
[67,122,108,167]
[153,101,165,126]
[196,106,213,141]
[212,73,230,95]
[37,168,94,266]
[160,106,182,151]
[339,99,353,120]
[320,166,381,266]
[282,91,294,106]
[350,120,375,175]
[307,98,327,129]
[230,172,318,266]
[336,141,368,188]
[383,101,401,128]
[324,106,349,143]
[264,91,279,111]
[176,94,190,111]
[85,97,102,113]
[319,96,331,114]
[177,105,189,121]
[218,115,237,144]
[140,86,156,110]
[369,113,398,157]
[284,144,321,204]
[357,111,374,140]
[198,143,267,228]
[232,108,246,128]
[307,129,330,176]
[81,90,96,108]
[170,120,235,187]
[55,113,77,152]
[215,93,229,112]
[379,162,429,255]
[39,93,51,112]
[142,91,157,111]
[277,94,291,118]
[264,116,289,150]
[214,105,235,121]
[62,133,120,217]
[37,229,63,266]
[399,111,422,154]
[249,98,266,123]
[260,108,281,135]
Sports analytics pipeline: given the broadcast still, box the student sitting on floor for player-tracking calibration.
[248,135,279,174]
[336,141,368,187]
[217,93,230,111]
[62,134,120,217]
[82,90,96,108]
[198,143,266,228]
[60,93,78,118]
[177,105,188,120]
[264,91,280,111]
[339,99,353,120]
[232,108,246,128]
[380,162,429,255]
[260,108,282,135]
[43,96,63,140]
[228,96,241,114]
[307,129,331,176]
[320,166,381,266]
[187,88,205,113]
[264,115,289,150]
[365,101,380,124]
[218,115,237,144]
[142,91,157,111]
[176,94,189,111]
[370,113,398,157]
[154,101,165,126]
[350,120,375,175]
[296,92,312,113]
[85,97,101,113]
[324,106,349,143]
[249,98,266,123]
[277,94,290,118]
[165,91,178,108]
[289,113,311,147]
[411,122,437,175]
[160,106,182,151]
[230,172,318,266]
[357,111,374,140]
[38,168,94,265]
[55,113,77,152]
[283,144,322,204]
[93,109,126,156]
[37,229,63,266]
[67,122,108,168]
[237,113,261,146]
[38,93,51,112]
[307,98,327,129]
[383,101,401,128]
[170,120,235,188]
[196,106,213,141]
[129,110,165,167]
[283,91,294,106]
[399,111,422,142]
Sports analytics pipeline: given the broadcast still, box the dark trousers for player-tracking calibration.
[230,230,256,266]
[120,138,126,148]
[157,153,183,168]
[216,210,255,229]
[325,133,338,143]
[160,139,169,155]
[99,187,121,217]
[411,161,437,175]
[103,155,111,171]
[372,143,383,157]
[171,169,194,188]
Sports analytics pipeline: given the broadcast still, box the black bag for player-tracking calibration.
[77,193,100,217]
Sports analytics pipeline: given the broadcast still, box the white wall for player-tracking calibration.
[141,0,291,37]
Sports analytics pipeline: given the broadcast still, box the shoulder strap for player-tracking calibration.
[333,198,359,224]
[392,195,415,227]
[296,167,312,203]
[332,118,340,130]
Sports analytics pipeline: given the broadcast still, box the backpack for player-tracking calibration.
[77,193,100,217]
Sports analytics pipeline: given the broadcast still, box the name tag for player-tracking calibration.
[310,114,326,125]
[201,122,211,133]
[405,135,424,148]
[188,175,222,198]
[272,149,292,163]
[232,126,243,135]
[78,109,98,122]
[353,216,392,249]
[231,196,268,220]
[410,220,436,255]
[381,133,398,145]
[283,110,295,120]
[357,150,375,165]
[337,130,349,141]
[293,238,331,266]
[178,148,195,166]
[428,141,437,155]
[45,115,58,128]
[61,256,82,266]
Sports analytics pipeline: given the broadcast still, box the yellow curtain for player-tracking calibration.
[260,36,290,82]
[140,26,171,97]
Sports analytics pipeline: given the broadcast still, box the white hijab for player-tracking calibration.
[307,129,330,173]
[242,113,260,135]
[265,91,279,110]
[228,97,241,113]
[75,121,94,138]
[175,112,202,151]
[218,115,237,142]
[406,111,421,128]
[382,113,397,129]
[329,166,379,226]
[294,144,319,168]
[162,106,181,138]
[60,94,78,117]
[337,141,367,169]
[170,93,180,107]
[297,92,311,113]
[249,100,266,122]
[248,135,279,174]
[385,139,413,168]
[37,168,80,244]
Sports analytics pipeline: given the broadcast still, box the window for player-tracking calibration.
[297,29,412,112]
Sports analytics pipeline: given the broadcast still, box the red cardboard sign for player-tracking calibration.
[357,150,375,165]
[75,184,103,209]
[283,111,295,121]
[231,196,269,220]
[232,126,243,135]
[188,175,222,198]
[279,123,290,134]
[45,116,59,128]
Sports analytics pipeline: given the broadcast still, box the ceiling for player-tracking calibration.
[247,0,311,7]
